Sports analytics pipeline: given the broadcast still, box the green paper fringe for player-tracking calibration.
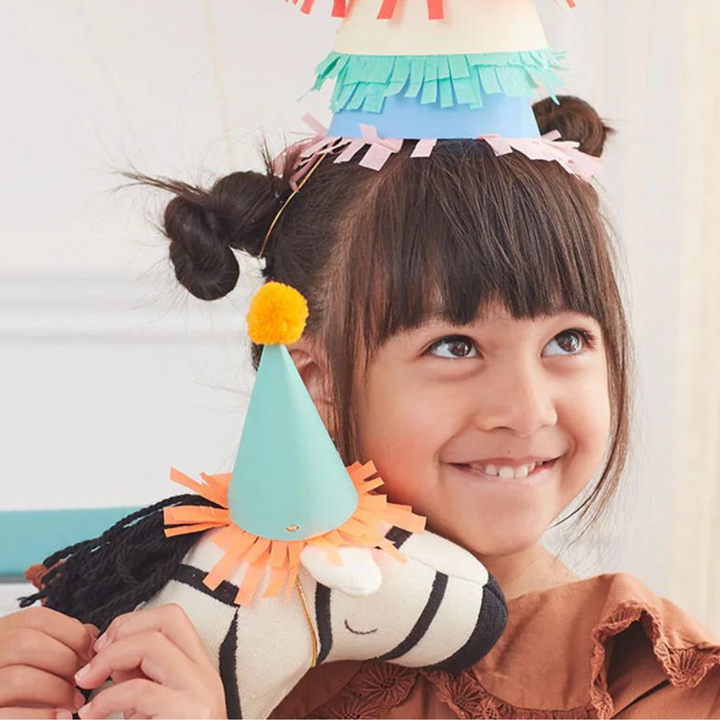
[311,49,565,114]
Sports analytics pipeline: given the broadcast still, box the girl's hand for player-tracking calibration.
[0,606,98,719]
[75,604,226,719]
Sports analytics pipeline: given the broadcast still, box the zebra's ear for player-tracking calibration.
[300,545,383,597]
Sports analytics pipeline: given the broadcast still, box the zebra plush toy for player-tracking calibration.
[143,523,507,720]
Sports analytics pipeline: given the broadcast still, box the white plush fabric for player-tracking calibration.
[143,526,505,719]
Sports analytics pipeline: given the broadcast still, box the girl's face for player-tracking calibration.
[353,303,611,558]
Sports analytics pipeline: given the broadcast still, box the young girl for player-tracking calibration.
[2,97,719,719]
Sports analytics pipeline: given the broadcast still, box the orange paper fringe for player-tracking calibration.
[164,461,426,606]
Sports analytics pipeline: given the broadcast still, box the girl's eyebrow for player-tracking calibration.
[408,308,601,333]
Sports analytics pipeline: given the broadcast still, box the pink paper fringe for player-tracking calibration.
[276,114,601,188]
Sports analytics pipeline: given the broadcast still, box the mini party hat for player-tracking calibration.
[282,0,599,181]
[164,282,425,606]
[228,283,356,540]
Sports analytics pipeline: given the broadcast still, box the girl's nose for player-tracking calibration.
[473,366,558,438]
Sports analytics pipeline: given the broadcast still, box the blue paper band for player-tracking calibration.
[328,92,541,139]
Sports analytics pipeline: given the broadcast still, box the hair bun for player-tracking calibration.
[533,95,615,158]
[164,194,241,301]
[147,169,288,301]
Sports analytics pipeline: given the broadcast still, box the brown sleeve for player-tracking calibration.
[614,665,720,718]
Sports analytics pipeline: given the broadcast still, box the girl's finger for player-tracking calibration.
[0,627,85,681]
[96,604,209,667]
[0,709,73,719]
[0,665,84,711]
[76,632,195,691]
[4,607,96,663]
[77,678,178,720]
[83,624,100,644]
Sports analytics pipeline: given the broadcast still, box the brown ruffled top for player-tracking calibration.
[271,573,720,719]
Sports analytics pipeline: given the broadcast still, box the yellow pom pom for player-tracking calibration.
[246,282,309,345]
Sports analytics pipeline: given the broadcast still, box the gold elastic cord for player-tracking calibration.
[258,153,328,259]
[295,577,319,668]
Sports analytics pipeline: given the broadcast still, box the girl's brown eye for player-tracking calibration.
[427,336,479,359]
[543,329,596,357]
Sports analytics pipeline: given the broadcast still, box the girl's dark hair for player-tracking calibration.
[23,96,630,629]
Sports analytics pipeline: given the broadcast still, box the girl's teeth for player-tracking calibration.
[478,462,539,479]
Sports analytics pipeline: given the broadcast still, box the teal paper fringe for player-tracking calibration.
[311,49,565,114]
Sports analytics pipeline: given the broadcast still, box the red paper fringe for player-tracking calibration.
[289,0,579,20]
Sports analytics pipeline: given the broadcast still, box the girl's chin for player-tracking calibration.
[439,517,549,559]
[424,464,568,556]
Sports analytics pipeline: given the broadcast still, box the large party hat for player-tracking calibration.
[283,0,599,181]
[318,0,559,139]
[163,282,425,606]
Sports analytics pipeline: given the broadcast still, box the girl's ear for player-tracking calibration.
[288,339,335,429]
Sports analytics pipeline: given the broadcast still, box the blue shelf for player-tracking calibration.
[0,508,142,577]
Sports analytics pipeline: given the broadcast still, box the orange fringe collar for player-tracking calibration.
[164,461,426,606]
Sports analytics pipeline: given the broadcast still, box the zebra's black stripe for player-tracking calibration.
[170,566,245,716]
[315,525,417,665]
[219,612,243,719]
[315,583,333,665]
[384,526,412,550]
[421,573,508,674]
[172,564,240,607]
[375,571,448,662]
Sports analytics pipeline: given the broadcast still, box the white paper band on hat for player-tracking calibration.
[334,0,549,56]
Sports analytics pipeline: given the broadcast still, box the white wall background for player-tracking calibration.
[1,1,718,632]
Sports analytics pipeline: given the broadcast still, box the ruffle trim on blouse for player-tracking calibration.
[308,663,596,719]
[589,601,720,719]
[306,601,720,720]
[312,663,416,719]
[420,669,593,719]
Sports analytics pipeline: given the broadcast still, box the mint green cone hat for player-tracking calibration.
[227,282,358,541]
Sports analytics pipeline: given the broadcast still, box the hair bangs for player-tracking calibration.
[342,142,615,360]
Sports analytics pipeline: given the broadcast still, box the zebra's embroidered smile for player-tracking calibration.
[344,619,378,635]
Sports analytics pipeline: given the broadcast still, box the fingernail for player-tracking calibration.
[94,632,109,651]
[78,702,91,718]
[85,623,101,639]
[75,663,91,682]
[74,690,86,709]
[56,711,73,720]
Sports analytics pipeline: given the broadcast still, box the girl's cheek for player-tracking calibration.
[558,373,612,470]
[359,387,465,479]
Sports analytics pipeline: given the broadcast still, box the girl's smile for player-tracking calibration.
[446,455,561,487]
[351,303,611,564]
